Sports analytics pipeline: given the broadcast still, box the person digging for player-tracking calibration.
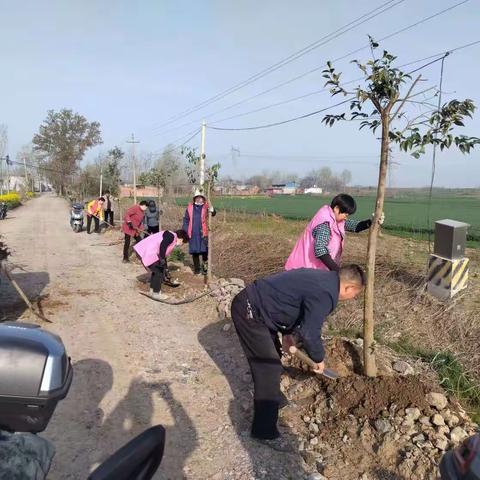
[122,200,148,263]
[230,264,365,448]
[86,197,105,234]
[134,229,189,300]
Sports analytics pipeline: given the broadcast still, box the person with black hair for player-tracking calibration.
[102,190,116,226]
[122,200,149,263]
[285,193,383,272]
[231,264,365,444]
[86,197,105,234]
[134,229,189,300]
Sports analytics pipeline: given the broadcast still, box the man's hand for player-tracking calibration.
[312,361,325,374]
[208,205,215,213]
[127,221,133,229]
[282,334,295,353]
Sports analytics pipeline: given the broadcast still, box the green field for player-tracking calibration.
[175,194,480,245]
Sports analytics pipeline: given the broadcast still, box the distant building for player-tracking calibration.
[304,186,323,195]
[120,184,162,198]
[266,182,297,195]
[7,176,27,192]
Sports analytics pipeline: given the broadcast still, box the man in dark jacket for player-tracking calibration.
[231,264,365,442]
[122,200,148,263]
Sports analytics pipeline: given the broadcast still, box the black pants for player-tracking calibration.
[231,289,283,440]
[86,215,99,233]
[192,253,208,273]
[149,260,166,293]
[147,225,160,235]
[104,209,114,226]
[123,234,140,260]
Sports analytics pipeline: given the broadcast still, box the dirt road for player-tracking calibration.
[0,195,309,480]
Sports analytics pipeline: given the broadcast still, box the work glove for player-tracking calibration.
[127,222,133,229]
[208,205,215,214]
[371,212,385,225]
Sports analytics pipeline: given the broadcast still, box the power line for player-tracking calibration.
[152,128,201,156]
[207,98,353,131]
[150,0,405,132]
[151,1,472,139]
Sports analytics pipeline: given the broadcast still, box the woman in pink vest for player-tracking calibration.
[285,194,378,272]
[182,191,216,275]
[134,229,189,300]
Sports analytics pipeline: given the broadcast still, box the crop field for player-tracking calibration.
[175,194,480,245]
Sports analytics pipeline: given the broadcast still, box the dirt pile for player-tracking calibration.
[280,338,478,480]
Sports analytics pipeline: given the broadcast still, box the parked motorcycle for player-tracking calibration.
[0,322,166,480]
[0,202,7,220]
[70,203,84,232]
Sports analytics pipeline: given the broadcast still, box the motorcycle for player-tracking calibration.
[70,203,84,232]
[0,202,7,220]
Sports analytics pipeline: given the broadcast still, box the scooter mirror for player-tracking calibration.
[88,425,166,480]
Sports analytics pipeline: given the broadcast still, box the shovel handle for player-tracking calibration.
[289,346,318,369]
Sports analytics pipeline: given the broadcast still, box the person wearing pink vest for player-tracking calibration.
[182,191,216,275]
[285,194,376,272]
[134,229,189,300]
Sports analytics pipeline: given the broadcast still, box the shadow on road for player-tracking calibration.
[0,271,50,322]
[198,320,309,479]
[100,379,198,480]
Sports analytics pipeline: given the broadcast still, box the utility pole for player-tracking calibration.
[126,133,140,203]
[99,164,103,197]
[23,156,28,191]
[199,121,206,188]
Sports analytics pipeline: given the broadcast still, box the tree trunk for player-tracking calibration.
[206,180,213,286]
[363,111,390,377]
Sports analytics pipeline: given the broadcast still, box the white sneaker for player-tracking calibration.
[151,291,169,301]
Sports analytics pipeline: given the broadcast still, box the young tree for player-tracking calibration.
[322,39,480,376]
[32,109,102,195]
[103,147,123,196]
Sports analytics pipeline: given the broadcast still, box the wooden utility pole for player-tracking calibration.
[23,156,28,190]
[126,133,140,203]
[199,121,206,188]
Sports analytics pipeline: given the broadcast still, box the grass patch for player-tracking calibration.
[390,339,480,423]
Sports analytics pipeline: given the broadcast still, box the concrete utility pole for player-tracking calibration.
[23,156,28,190]
[126,133,140,203]
[199,120,206,188]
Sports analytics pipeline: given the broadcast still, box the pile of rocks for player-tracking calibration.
[210,278,245,320]
[297,390,478,479]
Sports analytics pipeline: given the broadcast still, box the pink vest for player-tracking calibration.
[285,205,345,271]
[133,231,177,268]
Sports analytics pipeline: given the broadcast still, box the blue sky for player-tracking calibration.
[1,0,479,187]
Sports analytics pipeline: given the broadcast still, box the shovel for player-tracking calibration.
[289,346,338,380]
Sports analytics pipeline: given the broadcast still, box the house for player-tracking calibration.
[304,186,323,195]
[266,182,297,195]
[120,184,163,198]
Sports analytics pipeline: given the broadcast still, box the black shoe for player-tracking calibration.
[87,231,91,234]
[123,259,130,263]
[194,269,201,275]
[253,436,293,453]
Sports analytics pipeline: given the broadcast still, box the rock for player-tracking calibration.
[412,433,426,444]
[306,474,326,480]
[229,278,245,288]
[405,408,421,421]
[450,427,468,443]
[426,392,448,411]
[432,414,445,426]
[446,415,460,428]
[434,436,449,451]
[437,426,450,436]
[309,437,319,446]
[303,416,311,423]
[374,419,392,434]
[353,338,364,347]
[393,360,414,375]
[222,323,232,332]
[419,416,431,426]
[342,434,349,444]
[309,423,319,434]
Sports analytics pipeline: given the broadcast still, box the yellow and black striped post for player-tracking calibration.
[427,254,469,300]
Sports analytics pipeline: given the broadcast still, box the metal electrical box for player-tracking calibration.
[433,219,469,260]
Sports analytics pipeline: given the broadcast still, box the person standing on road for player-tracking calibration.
[134,229,189,300]
[182,190,216,275]
[122,200,148,263]
[86,197,105,234]
[285,193,383,272]
[144,200,162,235]
[231,264,365,444]
[103,190,115,227]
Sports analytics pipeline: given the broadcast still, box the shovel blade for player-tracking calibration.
[322,368,339,380]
